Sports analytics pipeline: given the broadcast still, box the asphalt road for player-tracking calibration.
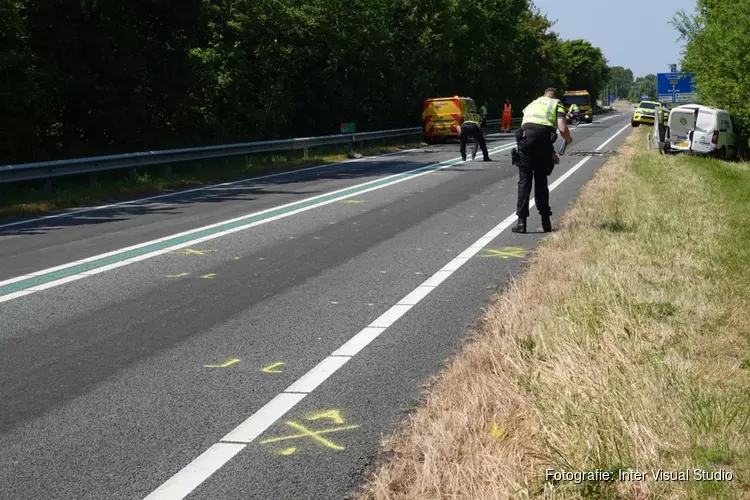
[0,114,631,500]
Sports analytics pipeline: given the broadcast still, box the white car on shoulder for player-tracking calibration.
[666,104,737,160]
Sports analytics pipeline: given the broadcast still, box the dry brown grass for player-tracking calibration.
[359,129,750,499]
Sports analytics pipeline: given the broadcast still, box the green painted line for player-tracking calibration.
[0,144,511,298]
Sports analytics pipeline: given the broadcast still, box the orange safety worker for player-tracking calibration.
[501,99,512,132]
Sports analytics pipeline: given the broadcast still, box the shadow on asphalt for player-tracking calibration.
[0,136,513,236]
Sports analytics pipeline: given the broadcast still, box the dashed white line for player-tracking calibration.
[143,119,631,500]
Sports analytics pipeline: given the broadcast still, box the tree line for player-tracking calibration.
[672,0,750,144]
[1,0,612,165]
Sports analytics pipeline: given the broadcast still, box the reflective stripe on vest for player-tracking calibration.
[522,97,559,127]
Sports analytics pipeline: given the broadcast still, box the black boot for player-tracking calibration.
[542,215,552,232]
[511,217,527,233]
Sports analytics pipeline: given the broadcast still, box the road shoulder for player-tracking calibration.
[358,128,750,498]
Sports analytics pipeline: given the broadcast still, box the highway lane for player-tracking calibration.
[0,114,630,500]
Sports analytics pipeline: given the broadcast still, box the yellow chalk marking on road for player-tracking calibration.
[261,362,285,374]
[201,273,216,279]
[339,199,366,204]
[261,409,359,455]
[171,248,215,256]
[307,410,345,424]
[204,358,240,368]
[234,257,240,260]
[166,273,189,278]
[482,247,527,259]
[313,236,321,240]
[330,301,339,304]
[258,258,265,261]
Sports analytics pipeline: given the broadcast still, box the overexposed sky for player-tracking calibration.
[531,0,693,76]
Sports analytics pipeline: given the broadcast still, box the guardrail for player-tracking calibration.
[0,117,517,192]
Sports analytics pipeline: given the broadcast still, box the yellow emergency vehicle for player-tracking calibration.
[422,97,482,143]
[562,90,593,123]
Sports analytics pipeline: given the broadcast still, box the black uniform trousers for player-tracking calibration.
[459,122,489,160]
[515,123,554,218]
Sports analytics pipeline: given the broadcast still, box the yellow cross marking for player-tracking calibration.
[260,421,359,451]
[166,273,189,278]
[171,248,215,256]
[261,362,285,374]
[204,358,240,368]
[482,247,527,259]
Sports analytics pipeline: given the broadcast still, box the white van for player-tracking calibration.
[666,104,737,160]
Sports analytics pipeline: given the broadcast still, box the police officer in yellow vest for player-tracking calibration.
[459,117,490,162]
[511,88,573,233]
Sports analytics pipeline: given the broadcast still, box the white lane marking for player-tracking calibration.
[143,443,247,500]
[284,356,351,394]
[142,119,633,500]
[0,147,428,230]
[220,393,307,444]
[0,143,517,304]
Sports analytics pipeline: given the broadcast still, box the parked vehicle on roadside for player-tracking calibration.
[631,100,661,127]
[665,104,737,160]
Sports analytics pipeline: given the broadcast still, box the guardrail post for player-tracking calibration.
[90,173,98,187]
[244,154,249,167]
[303,147,309,160]
[129,168,137,181]
[43,179,52,195]
[195,160,201,172]
[165,164,172,178]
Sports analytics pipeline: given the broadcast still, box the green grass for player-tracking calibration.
[0,134,431,220]
[360,129,750,500]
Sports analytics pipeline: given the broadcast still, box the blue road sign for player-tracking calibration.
[608,94,615,104]
[657,72,696,104]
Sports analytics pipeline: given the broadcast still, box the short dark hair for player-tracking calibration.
[544,88,558,97]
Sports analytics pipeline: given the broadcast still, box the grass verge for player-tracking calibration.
[0,134,428,220]
[359,128,750,499]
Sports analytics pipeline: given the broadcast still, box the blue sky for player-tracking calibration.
[531,0,694,77]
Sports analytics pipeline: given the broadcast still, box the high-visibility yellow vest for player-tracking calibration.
[463,119,480,126]
[522,97,564,127]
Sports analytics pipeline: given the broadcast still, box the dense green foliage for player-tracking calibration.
[1,0,613,164]
[627,74,657,102]
[560,39,608,102]
[673,0,750,142]
[606,66,634,99]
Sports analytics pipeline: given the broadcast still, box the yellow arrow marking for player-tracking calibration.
[261,362,285,374]
[166,273,189,278]
[201,273,216,279]
[170,248,215,256]
[482,247,527,259]
[204,358,240,368]
[307,410,344,424]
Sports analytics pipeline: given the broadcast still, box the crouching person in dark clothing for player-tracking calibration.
[459,119,491,162]
[511,88,572,233]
